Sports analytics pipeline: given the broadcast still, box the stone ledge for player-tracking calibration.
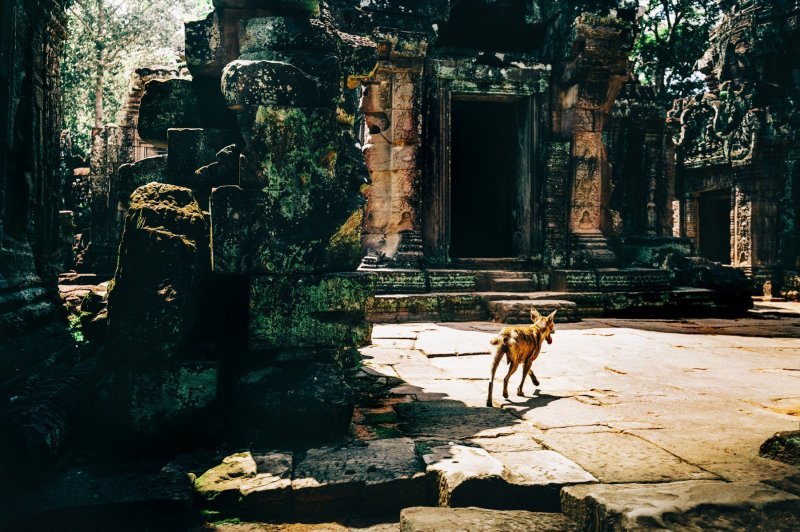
[562,480,800,531]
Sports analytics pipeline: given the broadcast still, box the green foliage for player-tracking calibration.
[61,0,213,157]
[633,0,717,104]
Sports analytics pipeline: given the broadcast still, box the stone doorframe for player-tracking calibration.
[422,57,549,264]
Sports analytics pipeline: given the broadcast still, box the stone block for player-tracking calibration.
[488,300,579,324]
[185,11,225,78]
[399,507,574,532]
[391,144,418,170]
[137,79,201,146]
[166,128,239,196]
[105,183,209,362]
[428,270,477,292]
[562,481,800,531]
[212,0,319,12]
[117,155,166,202]
[249,273,375,351]
[221,59,326,109]
[234,362,355,444]
[374,270,429,294]
[194,451,293,517]
[239,16,335,55]
[96,361,219,444]
[210,185,247,274]
[550,270,598,291]
[293,438,429,517]
[362,81,391,113]
[392,109,418,143]
[423,444,507,507]
[360,0,449,20]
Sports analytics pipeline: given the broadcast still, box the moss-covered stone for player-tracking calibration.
[137,79,201,146]
[760,430,800,467]
[106,183,209,363]
[249,273,375,351]
[95,361,219,445]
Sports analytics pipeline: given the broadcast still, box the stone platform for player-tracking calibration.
[366,268,747,324]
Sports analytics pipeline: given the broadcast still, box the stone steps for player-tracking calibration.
[487,299,580,323]
[489,278,539,292]
[367,287,735,323]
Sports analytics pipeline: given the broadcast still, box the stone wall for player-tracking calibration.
[0,0,86,471]
[669,0,800,293]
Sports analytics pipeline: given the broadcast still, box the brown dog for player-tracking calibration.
[486,308,556,407]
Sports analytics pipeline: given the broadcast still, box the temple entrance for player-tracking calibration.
[698,188,732,264]
[449,98,525,258]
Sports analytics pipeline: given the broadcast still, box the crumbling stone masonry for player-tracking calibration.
[79,67,186,274]
[669,0,800,297]
[0,0,89,472]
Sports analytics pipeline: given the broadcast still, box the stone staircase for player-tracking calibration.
[571,232,618,267]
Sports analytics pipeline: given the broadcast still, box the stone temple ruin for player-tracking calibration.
[2,0,799,528]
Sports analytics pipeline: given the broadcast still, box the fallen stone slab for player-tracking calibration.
[496,450,597,512]
[399,506,574,532]
[562,480,800,531]
[194,451,293,519]
[292,438,430,518]
[422,444,506,507]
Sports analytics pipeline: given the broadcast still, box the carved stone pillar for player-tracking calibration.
[359,34,426,268]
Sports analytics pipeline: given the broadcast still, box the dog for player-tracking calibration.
[486,308,556,407]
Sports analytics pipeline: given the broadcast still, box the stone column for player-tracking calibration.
[554,13,635,266]
[359,34,426,268]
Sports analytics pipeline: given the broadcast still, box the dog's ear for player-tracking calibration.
[530,308,541,319]
[547,310,557,322]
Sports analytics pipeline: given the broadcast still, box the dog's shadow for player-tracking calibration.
[500,389,563,415]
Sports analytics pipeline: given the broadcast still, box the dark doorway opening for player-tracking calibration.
[699,188,731,264]
[450,99,521,258]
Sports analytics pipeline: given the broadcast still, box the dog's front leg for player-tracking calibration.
[529,369,539,387]
[517,358,534,396]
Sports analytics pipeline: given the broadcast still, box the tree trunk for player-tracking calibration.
[93,2,105,128]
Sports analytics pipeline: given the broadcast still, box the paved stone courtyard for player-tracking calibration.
[353,301,800,529]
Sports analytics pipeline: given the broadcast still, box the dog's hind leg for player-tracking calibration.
[529,369,539,387]
[486,343,505,407]
[502,360,519,399]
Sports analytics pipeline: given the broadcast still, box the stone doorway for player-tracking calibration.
[699,188,732,264]
[439,94,532,261]
[449,98,521,258]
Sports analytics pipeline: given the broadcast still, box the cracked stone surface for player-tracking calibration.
[562,480,800,530]
[399,506,573,532]
[361,305,800,524]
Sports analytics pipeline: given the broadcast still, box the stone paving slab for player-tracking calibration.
[414,326,492,357]
[562,480,800,531]
[539,430,717,483]
[399,507,574,532]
